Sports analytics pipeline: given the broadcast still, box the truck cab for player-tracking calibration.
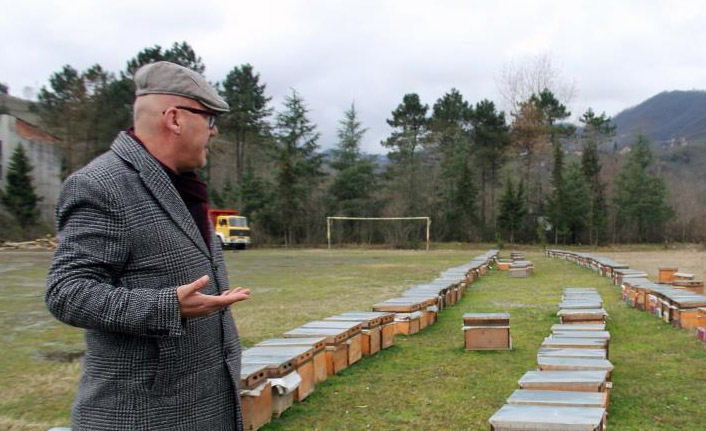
[208,209,251,249]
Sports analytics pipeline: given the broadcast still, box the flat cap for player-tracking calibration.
[134,61,229,113]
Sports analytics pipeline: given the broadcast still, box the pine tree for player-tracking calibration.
[498,178,526,244]
[547,139,565,244]
[329,103,377,215]
[328,104,379,243]
[1,145,41,229]
[561,161,591,244]
[238,162,274,236]
[429,89,477,240]
[272,90,323,245]
[580,108,614,245]
[382,93,429,215]
[124,41,205,78]
[614,136,674,242]
[219,64,272,189]
[470,99,510,237]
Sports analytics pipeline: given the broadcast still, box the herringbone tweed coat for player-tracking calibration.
[46,132,243,431]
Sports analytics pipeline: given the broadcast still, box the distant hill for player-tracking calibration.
[613,90,706,147]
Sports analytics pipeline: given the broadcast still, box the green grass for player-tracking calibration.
[1,248,705,430]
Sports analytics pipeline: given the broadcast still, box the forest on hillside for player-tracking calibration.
[4,42,697,246]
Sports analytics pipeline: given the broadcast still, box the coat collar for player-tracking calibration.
[111,132,212,258]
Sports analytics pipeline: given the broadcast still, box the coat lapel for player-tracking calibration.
[111,132,212,258]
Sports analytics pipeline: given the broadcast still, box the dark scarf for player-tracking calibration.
[127,129,211,248]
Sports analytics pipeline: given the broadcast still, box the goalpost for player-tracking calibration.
[326,216,432,251]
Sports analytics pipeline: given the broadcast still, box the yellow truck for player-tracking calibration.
[208,209,251,249]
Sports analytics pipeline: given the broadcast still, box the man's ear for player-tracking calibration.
[163,107,182,136]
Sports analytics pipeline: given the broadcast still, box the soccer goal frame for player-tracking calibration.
[326,216,431,251]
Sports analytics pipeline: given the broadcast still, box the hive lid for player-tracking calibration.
[537,348,607,359]
[557,308,608,317]
[489,404,605,430]
[507,389,608,408]
[542,337,607,348]
[538,357,614,372]
[518,370,608,387]
[551,331,610,340]
[256,337,327,349]
[551,324,606,332]
[462,312,510,320]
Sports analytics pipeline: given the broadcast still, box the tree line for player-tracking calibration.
[5,42,680,246]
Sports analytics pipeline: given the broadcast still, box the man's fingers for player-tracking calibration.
[180,275,210,296]
[218,288,251,304]
[221,287,251,296]
[178,278,249,317]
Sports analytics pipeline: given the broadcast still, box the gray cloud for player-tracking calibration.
[2,0,705,154]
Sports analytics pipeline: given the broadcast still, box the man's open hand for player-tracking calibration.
[177,275,251,318]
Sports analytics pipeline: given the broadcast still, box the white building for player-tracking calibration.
[0,113,62,224]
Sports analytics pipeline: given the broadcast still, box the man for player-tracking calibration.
[46,61,251,431]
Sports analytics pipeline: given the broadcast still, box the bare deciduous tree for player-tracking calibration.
[496,53,576,115]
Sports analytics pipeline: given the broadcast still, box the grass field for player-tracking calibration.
[1,246,705,430]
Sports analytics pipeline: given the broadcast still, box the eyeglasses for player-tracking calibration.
[168,105,218,129]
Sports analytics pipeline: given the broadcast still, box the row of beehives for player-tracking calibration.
[546,249,706,343]
[489,287,613,431]
[495,251,534,278]
[239,249,500,430]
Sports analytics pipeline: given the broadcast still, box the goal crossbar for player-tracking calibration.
[326,216,431,250]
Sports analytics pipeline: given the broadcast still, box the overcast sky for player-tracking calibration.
[2,0,705,154]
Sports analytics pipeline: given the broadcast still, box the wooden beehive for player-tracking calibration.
[463,313,511,351]
[488,404,606,431]
[283,327,350,376]
[335,311,395,353]
[240,363,269,391]
[242,345,316,402]
[542,337,609,358]
[517,370,608,393]
[300,321,363,366]
[497,260,512,271]
[658,267,678,283]
[537,348,607,360]
[394,311,422,335]
[671,279,705,295]
[697,307,706,330]
[551,323,606,332]
[508,267,531,278]
[537,357,614,380]
[506,389,608,409]
[557,308,607,324]
[240,354,299,419]
[256,337,327,384]
[672,272,694,282]
[325,314,381,357]
[668,295,706,329]
[240,379,272,431]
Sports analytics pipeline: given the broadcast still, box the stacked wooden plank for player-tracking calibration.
[489,288,612,431]
[546,249,706,344]
[240,249,500,429]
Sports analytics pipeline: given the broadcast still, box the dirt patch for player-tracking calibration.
[598,250,706,281]
[36,348,85,363]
